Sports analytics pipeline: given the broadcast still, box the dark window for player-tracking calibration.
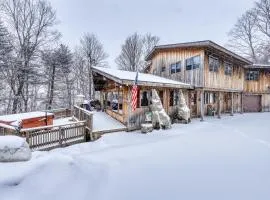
[170,61,181,74]
[186,56,201,70]
[169,90,174,106]
[246,70,259,81]
[225,63,233,76]
[141,91,149,106]
[169,90,179,106]
[161,66,166,72]
[209,57,219,72]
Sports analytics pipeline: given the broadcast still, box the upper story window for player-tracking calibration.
[246,70,259,81]
[225,63,233,76]
[170,61,181,74]
[209,56,219,72]
[186,56,201,70]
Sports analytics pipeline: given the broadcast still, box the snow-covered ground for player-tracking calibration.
[92,111,126,132]
[0,113,270,200]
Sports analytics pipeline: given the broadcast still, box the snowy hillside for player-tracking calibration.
[0,113,270,200]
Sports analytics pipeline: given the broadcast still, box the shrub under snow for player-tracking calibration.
[0,136,31,162]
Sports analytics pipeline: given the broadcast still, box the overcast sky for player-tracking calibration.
[50,0,255,67]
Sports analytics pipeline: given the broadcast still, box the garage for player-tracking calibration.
[243,95,261,112]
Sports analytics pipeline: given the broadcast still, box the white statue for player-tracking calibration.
[150,89,171,129]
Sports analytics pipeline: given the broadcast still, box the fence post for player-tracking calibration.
[59,127,63,147]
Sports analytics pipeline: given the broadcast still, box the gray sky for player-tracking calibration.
[50,0,255,67]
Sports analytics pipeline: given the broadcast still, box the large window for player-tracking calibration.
[209,56,219,72]
[170,61,181,74]
[186,56,201,70]
[246,70,259,81]
[225,63,233,76]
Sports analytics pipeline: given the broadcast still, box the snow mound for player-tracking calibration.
[0,136,31,162]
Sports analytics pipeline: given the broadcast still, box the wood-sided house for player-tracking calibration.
[92,66,192,129]
[145,40,253,119]
[243,64,270,112]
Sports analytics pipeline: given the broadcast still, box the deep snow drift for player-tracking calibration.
[0,113,270,200]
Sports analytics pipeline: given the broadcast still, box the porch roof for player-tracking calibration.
[92,67,193,89]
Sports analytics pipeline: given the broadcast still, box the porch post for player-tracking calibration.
[230,92,234,116]
[240,93,244,114]
[200,90,204,121]
[217,91,221,119]
[127,86,131,130]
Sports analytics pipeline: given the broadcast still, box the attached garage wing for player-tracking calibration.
[243,95,261,112]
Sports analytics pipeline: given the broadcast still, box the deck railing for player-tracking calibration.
[73,105,94,140]
[21,121,86,151]
[43,108,72,119]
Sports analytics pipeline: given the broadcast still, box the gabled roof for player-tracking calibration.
[92,66,193,89]
[145,40,252,65]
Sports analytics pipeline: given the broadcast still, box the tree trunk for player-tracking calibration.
[48,65,56,110]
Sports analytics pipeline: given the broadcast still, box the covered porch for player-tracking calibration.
[92,67,193,129]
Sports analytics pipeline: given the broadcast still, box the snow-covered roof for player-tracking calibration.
[92,67,192,89]
[0,111,54,123]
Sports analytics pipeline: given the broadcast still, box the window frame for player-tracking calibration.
[209,56,220,72]
[246,70,259,81]
[224,62,233,76]
[186,55,201,71]
[170,61,181,74]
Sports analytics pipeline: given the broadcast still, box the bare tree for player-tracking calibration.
[255,0,270,38]
[227,10,260,62]
[80,33,108,99]
[116,32,160,72]
[142,33,160,56]
[1,0,59,113]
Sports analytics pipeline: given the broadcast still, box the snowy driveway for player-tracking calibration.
[0,113,270,200]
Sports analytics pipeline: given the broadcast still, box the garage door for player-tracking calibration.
[243,95,261,112]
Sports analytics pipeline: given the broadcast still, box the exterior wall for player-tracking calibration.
[244,69,270,93]
[204,56,244,91]
[149,48,204,86]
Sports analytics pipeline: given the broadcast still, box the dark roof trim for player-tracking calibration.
[145,40,252,65]
[246,64,270,69]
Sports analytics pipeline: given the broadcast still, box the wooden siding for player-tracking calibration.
[149,48,204,86]
[204,56,244,90]
[244,70,270,93]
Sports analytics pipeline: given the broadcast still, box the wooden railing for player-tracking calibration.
[73,105,93,140]
[21,121,86,151]
[43,108,72,119]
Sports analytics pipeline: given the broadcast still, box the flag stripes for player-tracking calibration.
[131,85,138,111]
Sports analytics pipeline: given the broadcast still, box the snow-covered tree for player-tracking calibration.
[80,33,108,99]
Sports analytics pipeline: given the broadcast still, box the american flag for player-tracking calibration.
[131,71,139,111]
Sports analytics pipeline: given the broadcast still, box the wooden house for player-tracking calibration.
[243,64,270,112]
[0,111,54,129]
[92,66,192,129]
[145,40,253,119]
